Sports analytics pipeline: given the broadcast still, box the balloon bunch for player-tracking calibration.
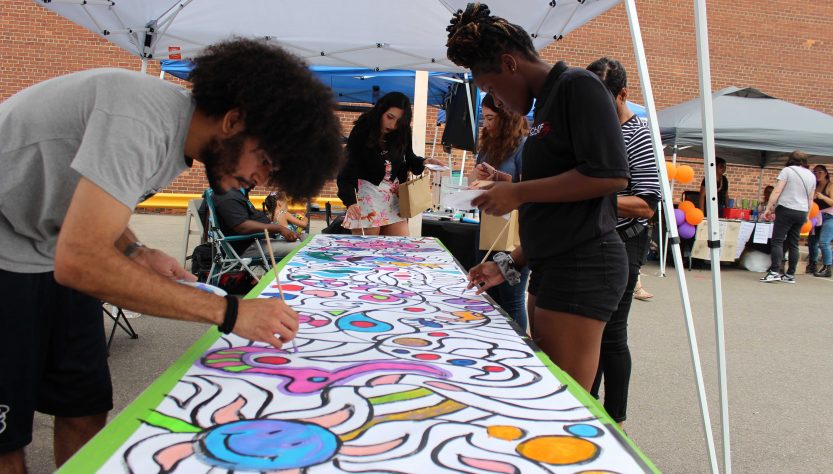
[802,202,822,235]
[667,161,700,239]
[665,162,694,184]
[674,200,704,239]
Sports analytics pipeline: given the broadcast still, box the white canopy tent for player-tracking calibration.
[35,0,730,471]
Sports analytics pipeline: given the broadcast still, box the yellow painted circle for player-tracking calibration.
[516,435,598,465]
[487,425,524,441]
[392,337,430,347]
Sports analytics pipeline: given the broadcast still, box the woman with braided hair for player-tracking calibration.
[453,3,630,391]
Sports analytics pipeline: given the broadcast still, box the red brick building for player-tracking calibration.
[2,0,831,205]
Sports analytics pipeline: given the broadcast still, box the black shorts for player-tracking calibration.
[0,269,113,453]
[527,232,628,322]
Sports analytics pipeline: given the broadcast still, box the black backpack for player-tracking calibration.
[190,243,213,282]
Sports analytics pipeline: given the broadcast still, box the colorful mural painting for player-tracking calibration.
[64,235,655,473]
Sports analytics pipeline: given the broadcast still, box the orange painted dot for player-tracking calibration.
[487,425,524,441]
[516,436,598,465]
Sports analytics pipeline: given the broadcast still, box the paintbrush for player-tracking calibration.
[467,216,512,293]
[264,229,298,353]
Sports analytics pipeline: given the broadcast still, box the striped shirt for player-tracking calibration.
[617,115,662,230]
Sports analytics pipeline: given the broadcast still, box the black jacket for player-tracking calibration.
[336,121,425,207]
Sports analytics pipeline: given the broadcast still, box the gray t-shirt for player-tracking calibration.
[0,68,195,272]
[776,165,816,212]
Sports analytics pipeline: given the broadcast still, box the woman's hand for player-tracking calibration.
[472,182,521,216]
[474,162,497,181]
[467,262,505,294]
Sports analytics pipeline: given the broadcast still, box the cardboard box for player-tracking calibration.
[691,220,741,261]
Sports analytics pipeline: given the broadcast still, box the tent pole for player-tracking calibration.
[430,123,439,160]
[625,2,719,472]
[140,58,148,74]
[463,76,477,185]
[409,70,429,238]
[661,144,680,276]
[694,0,731,471]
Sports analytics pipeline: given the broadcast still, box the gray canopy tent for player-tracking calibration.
[655,86,833,275]
[659,86,833,168]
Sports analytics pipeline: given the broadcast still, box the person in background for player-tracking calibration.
[757,185,774,214]
[760,151,816,283]
[448,3,630,391]
[263,191,308,234]
[337,92,443,236]
[469,93,530,332]
[204,186,302,259]
[808,165,833,277]
[587,57,662,427]
[698,157,729,213]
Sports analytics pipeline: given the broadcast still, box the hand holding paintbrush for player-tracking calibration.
[264,230,298,353]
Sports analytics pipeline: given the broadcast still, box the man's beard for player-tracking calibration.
[201,134,246,194]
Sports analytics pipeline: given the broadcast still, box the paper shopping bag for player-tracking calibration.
[479,210,521,251]
[398,173,433,218]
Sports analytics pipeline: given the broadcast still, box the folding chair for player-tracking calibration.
[181,197,205,267]
[102,303,138,354]
[202,189,271,286]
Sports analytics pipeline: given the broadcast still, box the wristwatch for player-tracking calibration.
[493,252,522,286]
[124,241,146,258]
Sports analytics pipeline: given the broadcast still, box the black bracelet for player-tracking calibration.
[219,295,238,334]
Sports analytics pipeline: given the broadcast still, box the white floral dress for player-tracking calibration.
[342,157,404,229]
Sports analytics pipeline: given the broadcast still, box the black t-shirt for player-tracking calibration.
[212,189,270,253]
[519,62,629,262]
[700,175,729,211]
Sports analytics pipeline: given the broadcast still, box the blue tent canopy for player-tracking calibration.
[161,60,462,107]
[436,96,646,124]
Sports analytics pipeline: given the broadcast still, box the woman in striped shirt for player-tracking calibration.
[587,57,662,428]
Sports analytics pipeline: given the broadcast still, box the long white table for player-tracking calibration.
[62,235,656,473]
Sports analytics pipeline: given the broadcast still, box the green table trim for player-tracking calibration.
[58,238,307,473]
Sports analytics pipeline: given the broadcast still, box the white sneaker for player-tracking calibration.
[759,271,781,283]
[781,274,796,284]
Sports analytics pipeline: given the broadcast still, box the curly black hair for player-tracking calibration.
[587,57,628,98]
[446,3,538,74]
[190,38,343,200]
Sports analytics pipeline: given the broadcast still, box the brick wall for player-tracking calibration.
[3,0,831,206]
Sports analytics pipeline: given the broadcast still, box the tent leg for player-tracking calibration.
[693,0,731,471]
[140,58,148,74]
[625,1,720,472]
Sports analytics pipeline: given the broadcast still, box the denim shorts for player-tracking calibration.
[527,232,628,322]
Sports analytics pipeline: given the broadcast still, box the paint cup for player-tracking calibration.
[728,198,735,208]
[742,198,749,209]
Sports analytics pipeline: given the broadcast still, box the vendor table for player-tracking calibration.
[691,219,770,261]
[61,235,656,473]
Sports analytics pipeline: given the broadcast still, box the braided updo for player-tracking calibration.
[446,3,538,74]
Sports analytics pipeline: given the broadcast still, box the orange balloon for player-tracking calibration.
[801,220,813,234]
[810,202,820,218]
[676,164,695,183]
[665,162,677,181]
[678,200,695,213]
[685,207,704,226]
